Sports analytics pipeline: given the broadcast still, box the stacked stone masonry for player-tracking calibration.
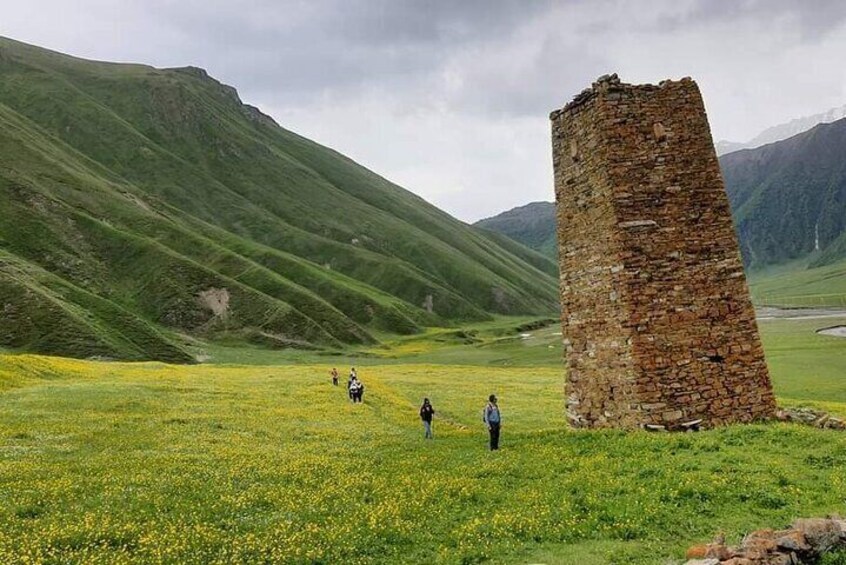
[550,74,776,429]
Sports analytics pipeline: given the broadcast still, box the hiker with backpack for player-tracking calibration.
[356,378,365,403]
[347,369,356,400]
[349,377,364,403]
[419,398,435,439]
[482,394,502,450]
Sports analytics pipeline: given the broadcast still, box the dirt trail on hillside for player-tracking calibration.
[756,307,846,321]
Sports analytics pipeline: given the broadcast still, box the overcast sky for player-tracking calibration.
[3,0,846,221]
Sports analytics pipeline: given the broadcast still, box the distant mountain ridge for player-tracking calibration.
[0,37,558,362]
[480,119,846,272]
[475,202,557,260]
[721,117,846,269]
[716,104,846,155]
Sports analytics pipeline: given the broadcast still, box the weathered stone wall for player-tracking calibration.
[550,74,776,429]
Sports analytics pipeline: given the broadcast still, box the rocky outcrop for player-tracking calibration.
[684,517,846,564]
[776,407,846,430]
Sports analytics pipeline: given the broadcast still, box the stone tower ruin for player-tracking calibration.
[550,74,776,430]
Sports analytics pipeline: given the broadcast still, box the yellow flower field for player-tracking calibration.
[0,353,845,564]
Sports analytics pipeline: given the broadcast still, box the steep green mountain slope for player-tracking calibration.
[474,201,557,260]
[480,120,846,280]
[721,118,846,269]
[0,37,558,361]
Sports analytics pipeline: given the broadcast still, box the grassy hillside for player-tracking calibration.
[0,315,844,564]
[0,37,559,361]
[721,118,846,269]
[749,257,846,308]
[474,201,557,260]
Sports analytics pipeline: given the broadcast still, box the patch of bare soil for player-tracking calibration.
[197,288,230,317]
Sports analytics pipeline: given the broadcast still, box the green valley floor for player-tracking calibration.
[0,315,845,564]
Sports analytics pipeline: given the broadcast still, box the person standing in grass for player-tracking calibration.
[330,367,339,386]
[347,369,356,400]
[419,398,435,439]
[349,377,364,403]
[483,394,502,450]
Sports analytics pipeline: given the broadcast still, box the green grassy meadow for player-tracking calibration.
[749,257,846,308]
[1,315,845,564]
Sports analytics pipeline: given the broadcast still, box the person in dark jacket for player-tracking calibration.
[357,379,365,403]
[349,377,364,403]
[419,398,435,439]
[483,394,502,450]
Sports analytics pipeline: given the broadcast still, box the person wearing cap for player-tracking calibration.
[482,394,502,450]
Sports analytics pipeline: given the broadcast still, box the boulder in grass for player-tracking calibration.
[775,529,810,554]
[740,528,778,559]
[791,518,844,554]
[685,544,708,559]
[684,517,846,564]
[704,543,734,560]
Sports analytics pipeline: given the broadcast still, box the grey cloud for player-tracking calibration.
[327,0,553,45]
[2,0,845,221]
[136,0,585,109]
[654,0,846,41]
